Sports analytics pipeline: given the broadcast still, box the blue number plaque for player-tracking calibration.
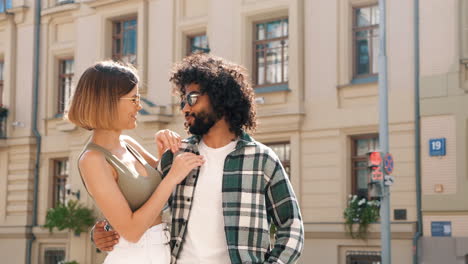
[429,138,446,156]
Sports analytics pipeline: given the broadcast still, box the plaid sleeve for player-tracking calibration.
[264,153,304,264]
[158,150,174,206]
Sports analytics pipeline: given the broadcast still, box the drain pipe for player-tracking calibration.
[26,0,42,263]
[412,0,422,263]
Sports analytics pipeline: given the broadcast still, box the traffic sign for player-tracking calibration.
[383,153,394,174]
[384,175,394,186]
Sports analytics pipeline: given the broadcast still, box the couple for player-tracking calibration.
[69,53,304,264]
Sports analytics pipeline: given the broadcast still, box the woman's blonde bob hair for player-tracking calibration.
[66,61,139,130]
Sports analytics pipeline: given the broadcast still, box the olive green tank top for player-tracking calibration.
[78,141,163,212]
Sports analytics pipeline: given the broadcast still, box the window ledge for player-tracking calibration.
[337,76,378,89]
[254,84,290,94]
[56,120,77,132]
[86,0,126,9]
[41,2,79,16]
[0,5,28,23]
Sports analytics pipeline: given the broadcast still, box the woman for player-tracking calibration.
[67,61,204,264]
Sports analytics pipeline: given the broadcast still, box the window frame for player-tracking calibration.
[346,250,382,264]
[52,158,69,207]
[252,17,289,88]
[112,17,138,64]
[43,247,66,264]
[350,134,379,199]
[352,4,379,79]
[0,60,5,139]
[57,58,74,115]
[265,141,291,176]
[186,33,210,56]
[0,60,4,105]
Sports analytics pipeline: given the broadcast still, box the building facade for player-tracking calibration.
[1,0,461,263]
[418,0,468,263]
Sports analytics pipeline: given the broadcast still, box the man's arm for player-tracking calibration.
[264,155,304,263]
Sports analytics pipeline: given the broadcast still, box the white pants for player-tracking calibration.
[103,223,171,264]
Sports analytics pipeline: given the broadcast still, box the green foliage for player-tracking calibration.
[44,200,95,236]
[59,261,79,264]
[0,105,8,118]
[343,195,380,240]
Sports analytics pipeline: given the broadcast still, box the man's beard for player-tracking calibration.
[185,110,219,136]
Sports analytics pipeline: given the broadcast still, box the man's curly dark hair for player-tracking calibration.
[169,53,257,136]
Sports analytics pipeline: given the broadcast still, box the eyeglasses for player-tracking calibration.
[120,94,141,105]
[180,91,201,109]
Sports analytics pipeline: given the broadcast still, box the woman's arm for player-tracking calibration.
[79,150,203,243]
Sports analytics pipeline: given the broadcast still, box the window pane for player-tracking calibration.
[285,143,290,161]
[265,41,283,84]
[44,249,65,264]
[256,23,265,40]
[189,35,210,54]
[372,31,379,74]
[114,22,121,35]
[265,143,291,176]
[356,38,370,75]
[114,39,121,55]
[0,0,11,13]
[256,44,265,85]
[356,7,372,27]
[356,168,368,189]
[356,138,379,155]
[65,60,74,74]
[123,24,137,56]
[266,20,283,39]
[283,39,289,82]
[124,19,137,29]
[0,62,3,81]
[281,19,288,37]
[371,6,380,25]
[53,159,69,206]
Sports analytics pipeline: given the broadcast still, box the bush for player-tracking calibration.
[343,195,380,240]
[44,200,95,236]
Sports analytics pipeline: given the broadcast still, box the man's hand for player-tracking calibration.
[93,221,120,252]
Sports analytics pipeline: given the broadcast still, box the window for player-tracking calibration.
[351,135,379,198]
[346,251,381,264]
[56,0,74,5]
[0,0,12,13]
[52,159,69,206]
[58,59,74,115]
[353,5,379,78]
[113,18,137,65]
[253,18,288,87]
[0,60,4,105]
[44,248,65,264]
[187,33,210,55]
[266,142,291,175]
[0,60,5,139]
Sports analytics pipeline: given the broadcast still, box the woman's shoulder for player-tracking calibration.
[79,149,108,170]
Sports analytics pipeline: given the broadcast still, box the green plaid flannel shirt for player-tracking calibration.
[158,131,304,264]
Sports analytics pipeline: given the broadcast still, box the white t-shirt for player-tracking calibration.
[177,139,237,264]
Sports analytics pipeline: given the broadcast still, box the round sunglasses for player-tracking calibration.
[180,91,201,109]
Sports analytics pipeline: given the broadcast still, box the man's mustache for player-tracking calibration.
[185,112,196,118]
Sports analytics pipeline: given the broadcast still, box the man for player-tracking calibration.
[93,53,304,264]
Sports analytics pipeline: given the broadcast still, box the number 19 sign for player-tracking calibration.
[429,138,446,156]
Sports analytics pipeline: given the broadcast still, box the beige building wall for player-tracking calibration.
[418,1,468,263]
[0,0,424,263]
